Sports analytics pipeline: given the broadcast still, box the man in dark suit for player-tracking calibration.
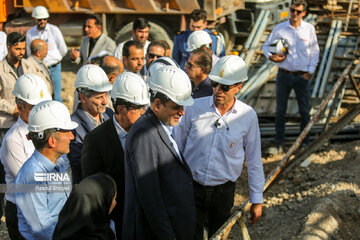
[81,72,150,238]
[122,66,196,240]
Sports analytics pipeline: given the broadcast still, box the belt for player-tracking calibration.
[279,68,307,76]
[48,62,60,69]
[193,180,235,191]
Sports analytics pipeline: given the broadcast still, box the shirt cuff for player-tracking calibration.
[250,191,263,204]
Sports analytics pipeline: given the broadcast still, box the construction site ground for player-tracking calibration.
[0,54,359,240]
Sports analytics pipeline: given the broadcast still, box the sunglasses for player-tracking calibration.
[148,53,162,59]
[290,8,303,14]
[210,80,238,92]
[185,61,200,70]
[37,18,48,22]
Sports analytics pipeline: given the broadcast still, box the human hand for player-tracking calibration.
[302,72,312,80]
[269,54,286,62]
[249,203,262,224]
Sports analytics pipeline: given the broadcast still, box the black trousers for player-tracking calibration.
[5,201,24,240]
[193,181,236,240]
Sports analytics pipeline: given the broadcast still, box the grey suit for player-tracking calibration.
[122,108,196,240]
[74,33,116,65]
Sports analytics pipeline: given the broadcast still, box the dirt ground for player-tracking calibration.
[0,55,359,239]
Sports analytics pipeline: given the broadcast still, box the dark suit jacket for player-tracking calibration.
[122,108,196,240]
[68,104,113,184]
[81,118,124,238]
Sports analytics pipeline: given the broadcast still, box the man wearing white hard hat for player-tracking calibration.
[68,64,113,184]
[186,30,219,67]
[15,100,77,240]
[263,0,319,151]
[26,6,67,102]
[0,74,51,240]
[81,72,149,238]
[122,66,196,240]
[174,55,265,240]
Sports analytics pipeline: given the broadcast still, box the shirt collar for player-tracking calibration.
[287,19,305,29]
[160,121,173,138]
[84,110,104,127]
[33,150,57,172]
[113,115,127,139]
[209,96,239,115]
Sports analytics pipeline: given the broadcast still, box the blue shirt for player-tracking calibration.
[172,29,225,69]
[173,96,265,203]
[15,150,71,240]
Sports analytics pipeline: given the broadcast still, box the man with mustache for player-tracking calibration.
[68,64,113,184]
[0,32,35,142]
[122,40,144,77]
[174,56,265,240]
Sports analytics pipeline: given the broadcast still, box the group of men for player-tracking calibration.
[0,0,320,239]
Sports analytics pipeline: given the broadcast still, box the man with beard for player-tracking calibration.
[0,32,35,140]
[26,6,67,102]
[68,64,113,184]
[122,40,144,76]
[114,18,151,60]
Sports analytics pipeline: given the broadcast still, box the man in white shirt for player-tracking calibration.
[26,6,67,103]
[262,0,320,150]
[114,18,150,60]
[0,73,51,240]
[0,30,7,60]
[174,56,265,240]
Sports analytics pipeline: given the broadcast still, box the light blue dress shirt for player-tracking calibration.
[173,96,265,203]
[15,150,71,240]
[113,115,127,149]
[160,122,182,161]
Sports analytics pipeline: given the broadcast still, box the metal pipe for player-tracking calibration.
[312,20,337,97]
[238,61,271,97]
[244,11,270,66]
[240,9,266,59]
[318,20,342,97]
[210,63,353,240]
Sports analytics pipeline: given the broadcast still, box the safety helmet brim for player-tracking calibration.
[208,74,248,85]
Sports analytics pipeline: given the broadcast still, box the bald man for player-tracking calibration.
[27,39,54,97]
[100,56,124,84]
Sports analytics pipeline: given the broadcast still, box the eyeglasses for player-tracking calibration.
[37,18,48,22]
[185,61,200,69]
[290,8,303,14]
[148,53,162,59]
[210,80,238,92]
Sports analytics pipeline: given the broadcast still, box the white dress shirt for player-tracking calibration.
[263,19,320,73]
[173,96,265,203]
[114,37,150,60]
[0,31,7,61]
[26,23,67,66]
[160,122,182,161]
[0,117,34,203]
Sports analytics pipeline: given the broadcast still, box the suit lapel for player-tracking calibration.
[146,109,185,166]
[83,37,90,60]
[106,119,124,158]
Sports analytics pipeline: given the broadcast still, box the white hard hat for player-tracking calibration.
[28,100,78,133]
[269,38,288,55]
[12,74,52,105]
[209,55,248,85]
[111,72,150,105]
[75,64,112,92]
[186,30,212,52]
[147,57,180,82]
[32,6,49,19]
[148,66,194,106]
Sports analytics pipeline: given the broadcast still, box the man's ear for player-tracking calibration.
[153,98,162,112]
[79,93,87,104]
[47,135,57,148]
